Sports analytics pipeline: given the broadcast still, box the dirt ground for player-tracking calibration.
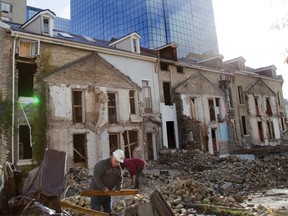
[243,188,288,216]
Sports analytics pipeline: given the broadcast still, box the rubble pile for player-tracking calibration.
[62,149,288,215]
[159,178,242,215]
[63,167,91,198]
[153,150,288,196]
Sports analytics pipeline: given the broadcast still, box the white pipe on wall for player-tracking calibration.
[11,33,18,163]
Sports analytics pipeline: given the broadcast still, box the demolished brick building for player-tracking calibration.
[0,9,287,174]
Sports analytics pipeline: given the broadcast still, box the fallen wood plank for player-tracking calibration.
[80,189,138,197]
[61,200,109,216]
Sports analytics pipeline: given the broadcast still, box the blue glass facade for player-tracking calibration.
[71,0,219,57]
[26,6,71,32]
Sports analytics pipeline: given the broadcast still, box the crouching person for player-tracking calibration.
[121,158,146,189]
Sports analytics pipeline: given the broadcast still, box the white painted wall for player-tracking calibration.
[160,103,179,149]
[247,94,256,115]
[99,54,160,113]
[273,117,281,140]
[49,84,72,118]
[48,83,137,173]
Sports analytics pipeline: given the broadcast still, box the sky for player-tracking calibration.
[26,0,288,98]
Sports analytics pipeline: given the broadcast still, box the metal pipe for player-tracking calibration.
[19,102,33,147]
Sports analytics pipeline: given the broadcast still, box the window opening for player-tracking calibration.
[0,2,12,13]
[241,116,248,135]
[163,82,172,105]
[19,125,32,160]
[166,121,176,149]
[108,92,117,123]
[255,96,260,116]
[190,98,197,120]
[72,90,83,123]
[208,99,216,121]
[257,122,264,142]
[123,130,138,158]
[17,62,37,97]
[238,85,244,104]
[132,38,138,52]
[177,66,183,73]
[19,40,38,57]
[142,81,152,113]
[215,98,221,120]
[146,133,154,160]
[160,63,168,71]
[109,133,120,155]
[73,134,87,167]
[43,17,49,34]
[266,98,272,116]
[129,90,136,114]
[277,92,282,105]
[266,120,275,140]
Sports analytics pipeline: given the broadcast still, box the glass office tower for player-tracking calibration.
[71,0,219,57]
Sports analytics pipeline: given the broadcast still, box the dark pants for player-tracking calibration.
[91,196,112,213]
[134,167,144,189]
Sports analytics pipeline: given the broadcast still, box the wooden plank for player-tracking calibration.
[150,190,175,216]
[80,189,138,197]
[61,200,109,216]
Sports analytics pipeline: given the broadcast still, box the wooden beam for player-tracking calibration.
[61,200,109,216]
[80,189,138,197]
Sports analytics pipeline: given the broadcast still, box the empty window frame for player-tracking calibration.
[17,62,37,97]
[280,113,285,131]
[123,130,138,158]
[109,133,120,155]
[42,17,50,34]
[132,38,139,53]
[238,85,244,104]
[0,2,12,13]
[241,116,248,135]
[108,92,118,123]
[257,121,264,142]
[277,92,282,105]
[72,90,84,124]
[254,96,260,116]
[266,120,275,140]
[129,90,136,114]
[142,81,152,113]
[160,62,168,71]
[177,66,183,73]
[163,82,172,105]
[73,134,87,166]
[19,40,39,57]
[266,97,272,116]
[208,99,216,121]
[18,125,32,160]
[190,98,197,120]
[166,121,176,149]
[215,98,221,121]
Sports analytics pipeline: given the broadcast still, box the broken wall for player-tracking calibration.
[0,28,14,164]
[44,51,144,173]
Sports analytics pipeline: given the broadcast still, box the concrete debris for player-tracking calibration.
[62,149,288,215]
